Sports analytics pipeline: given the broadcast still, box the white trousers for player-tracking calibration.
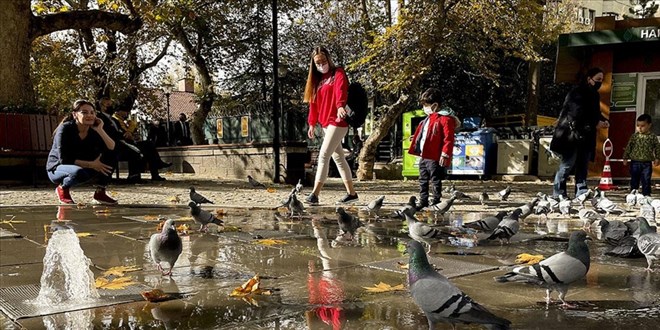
[315,125,352,183]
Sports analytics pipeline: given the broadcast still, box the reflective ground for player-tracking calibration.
[0,205,659,329]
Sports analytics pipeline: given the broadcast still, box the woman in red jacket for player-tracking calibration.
[303,46,358,205]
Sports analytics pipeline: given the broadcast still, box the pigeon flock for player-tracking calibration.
[146,181,659,329]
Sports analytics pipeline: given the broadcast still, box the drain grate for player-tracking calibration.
[365,256,499,279]
[0,284,151,321]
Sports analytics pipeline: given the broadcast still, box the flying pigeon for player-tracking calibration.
[393,196,417,219]
[428,196,457,216]
[636,217,660,271]
[189,187,213,205]
[188,202,224,232]
[487,208,523,244]
[498,185,511,201]
[336,207,363,240]
[247,175,267,188]
[463,211,508,232]
[362,195,385,218]
[406,240,512,329]
[404,212,455,252]
[149,219,183,276]
[494,230,591,307]
[479,191,489,205]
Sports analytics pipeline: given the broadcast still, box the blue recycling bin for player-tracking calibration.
[447,128,496,177]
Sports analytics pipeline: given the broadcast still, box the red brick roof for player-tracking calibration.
[154,90,197,121]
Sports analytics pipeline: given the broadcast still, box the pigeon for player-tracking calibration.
[149,219,183,276]
[498,185,511,201]
[638,198,656,225]
[288,194,305,218]
[404,212,455,252]
[406,240,512,329]
[487,209,523,244]
[573,189,592,207]
[558,195,573,216]
[247,175,267,188]
[393,196,417,219]
[428,196,457,216]
[494,230,591,307]
[463,211,508,232]
[362,195,385,217]
[593,194,625,216]
[336,207,363,240]
[451,190,471,200]
[636,217,660,271]
[518,197,540,220]
[626,189,638,208]
[294,179,303,194]
[479,191,489,205]
[578,208,604,230]
[188,202,224,232]
[595,219,642,258]
[189,187,213,205]
[442,184,456,194]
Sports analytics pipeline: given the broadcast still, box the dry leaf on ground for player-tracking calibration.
[229,274,272,297]
[515,253,545,265]
[215,209,227,217]
[168,195,181,203]
[363,282,405,293]
[141,288,170,302]
[143,215,159,221]
[178,216,193,221]
[95,209,112,215]
[76,232,94,237]
[218,225,241,232]
[266,187,276,193]
[252,239,288,246]
[108,231,125,235]
[95,276,138,290]
[103,265,142,277]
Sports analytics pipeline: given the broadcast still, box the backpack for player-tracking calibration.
[345,81,369,128]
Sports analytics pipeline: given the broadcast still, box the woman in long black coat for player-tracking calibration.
[550,67,610,198]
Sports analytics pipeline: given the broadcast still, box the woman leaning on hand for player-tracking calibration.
[46,99,118,205]
[303,46,358,205]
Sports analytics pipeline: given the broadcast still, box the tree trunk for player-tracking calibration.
[525,60,540,126]
[356,94,410,180]
[0,1,34,105]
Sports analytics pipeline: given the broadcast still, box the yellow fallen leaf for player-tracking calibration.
[218,225,241,232]
[266,187,276,193]
[229,274,272,297]
[76,232,94,237]
[168,195,181,203]
[95,276,138,290]
[109,191,117,197]
[215,209,227,217]
[515,253,545,265]
[143,215,159,221]
[103,265,142,277]
[397,262,409,270]
[141,288,170,302]
[363,282,405,293]
[109,231,125,235]
[177,216,194,221]
[252,239,288,246]
[176,224,189,234]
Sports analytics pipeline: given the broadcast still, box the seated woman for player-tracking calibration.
[46,99,118,205]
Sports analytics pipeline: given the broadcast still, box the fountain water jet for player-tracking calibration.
[35,228,99,305]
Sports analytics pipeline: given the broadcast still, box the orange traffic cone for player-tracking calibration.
[598,157,617,190]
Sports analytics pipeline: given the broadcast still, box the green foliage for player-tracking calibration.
[626,0,659,18]
[0,104,48,115]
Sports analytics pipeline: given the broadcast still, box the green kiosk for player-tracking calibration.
[402,109,427,179]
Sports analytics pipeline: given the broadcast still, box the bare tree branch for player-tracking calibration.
[30,10,142,40]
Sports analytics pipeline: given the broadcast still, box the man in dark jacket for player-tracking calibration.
[550,67,610,198]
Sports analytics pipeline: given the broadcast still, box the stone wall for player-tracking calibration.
[154,143,309,184]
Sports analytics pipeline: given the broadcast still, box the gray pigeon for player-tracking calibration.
[486,209,523,244]
[247,175,267,188]
[428,196,457,216]
[442,184,456,194]
[498,185,511,201]
[625,189,638,209]
[573,189,592,207]
[189,187,213,205]
[149,219,183,276]
[518,197,540,220]
[336,207,363,240]
[463,211,508,232]
[578,208,604,229]
[638,198,655,224]
[393,196,417,219]
[406,240,511,329]
[636,217,660,271]
[288,194,305,218]
[188,202,224,232]
[405,212,455,252]
[494,230,591,308]
[595,219,642,258]
[479,191,489,205]
[452,190,471,200]
[558,195,573,216]
[362,195,385,217]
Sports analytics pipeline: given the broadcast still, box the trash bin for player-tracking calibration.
[497,139,533,174]
[447,128,496,178]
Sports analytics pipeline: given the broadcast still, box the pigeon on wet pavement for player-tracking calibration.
[406,240,512,329]
[336,207,363,240]
[188,202,224,232]
[393,196,417,219]
[494,230,591,308]
[636,217,660,271]
[638,198,656,225]
[559,195,573,216]
[362,195,385,217]
[404,211,455,252]
[247,175,267,188]
[573,189,592,207]
[595,219,643,258]
[288,194,305,218]
[518,197,540,220]
[463,211,508,232]
[626,189,638,209]
[428,196,457,216]
[498,185,511,201]
[479,191,489,205]
[189,187,213,205]
[149,219,183,276]
[487,208,523,244]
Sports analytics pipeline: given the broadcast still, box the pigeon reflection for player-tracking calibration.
[306,221,346,330]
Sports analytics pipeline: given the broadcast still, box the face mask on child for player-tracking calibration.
[316,63,329,74]
[423,104,436,115]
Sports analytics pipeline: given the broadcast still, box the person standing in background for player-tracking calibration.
[174,113,193,146]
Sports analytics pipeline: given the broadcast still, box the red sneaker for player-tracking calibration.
[55,186,75,204]
[93,188,118,205]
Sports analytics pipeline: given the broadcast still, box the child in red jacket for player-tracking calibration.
[408,88,460,210]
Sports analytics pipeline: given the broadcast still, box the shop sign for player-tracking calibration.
[240,116,249,137]
[216,118,223,138]
[611,73,637,109]
[640,28,660,40]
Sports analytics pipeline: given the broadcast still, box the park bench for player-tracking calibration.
[0,113,60,186]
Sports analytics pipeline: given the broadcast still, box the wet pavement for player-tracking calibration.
[0,199,659,330]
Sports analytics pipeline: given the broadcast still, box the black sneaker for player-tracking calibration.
[305,193,319,205]
[337,193,359,204]
[416,201,429,211]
